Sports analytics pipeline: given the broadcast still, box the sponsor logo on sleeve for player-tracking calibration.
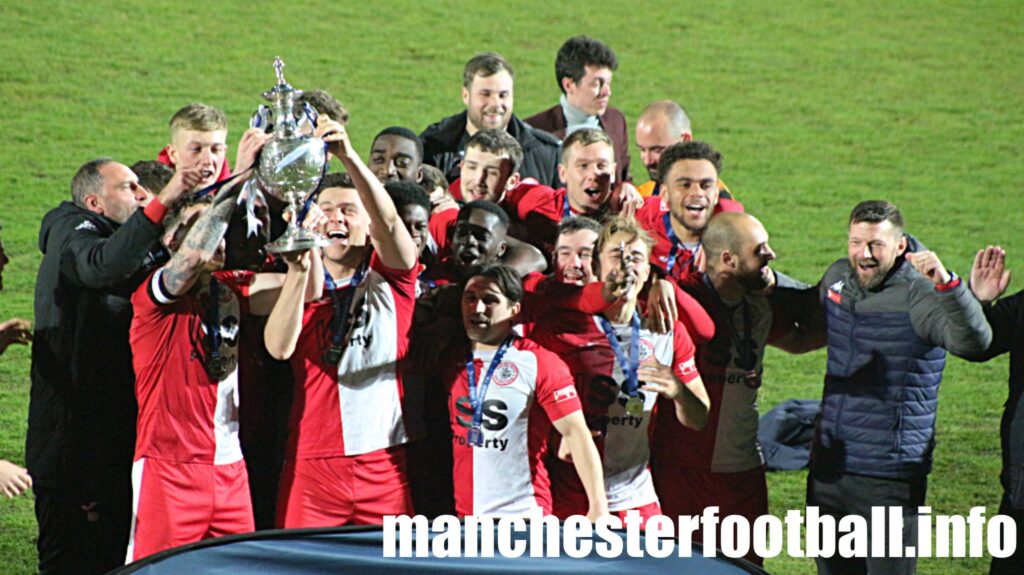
[678,358,698,378]
[553,385,578,404]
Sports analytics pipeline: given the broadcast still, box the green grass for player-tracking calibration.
[1,1,1021,573]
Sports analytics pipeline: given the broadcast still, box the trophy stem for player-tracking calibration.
[265,196,330,254]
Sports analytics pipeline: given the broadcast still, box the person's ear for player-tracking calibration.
[897,234,909,257]
[461,86,470,108]
[561,76,576,95]
[503,172,521,192]
[83,194,103,215]
[497,240,508,258]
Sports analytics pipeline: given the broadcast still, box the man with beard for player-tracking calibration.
[633,101,732,200]
[29,158,202,574]
[369,127,424,185]
[806,200,991,575]
[649,212,822,566]
[420,52,562,188]
[635,140,743,285]
[526,36,630,185]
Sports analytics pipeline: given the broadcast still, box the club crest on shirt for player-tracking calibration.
[493,361,519,386]
[828,280,844,304]
[639,338,655,362]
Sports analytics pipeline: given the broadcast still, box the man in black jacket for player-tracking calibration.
[420,52,562,189]
[966,245,1022,575]
[28,158,200,574]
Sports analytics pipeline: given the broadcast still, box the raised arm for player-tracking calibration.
[65,168,202,289]
[317,117,417,271]
[906,250,992,358]
[264,250,312,360]
[160,173,250,298]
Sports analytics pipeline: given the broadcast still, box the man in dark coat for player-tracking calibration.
[28,158,199,574]
[420,52,562,189]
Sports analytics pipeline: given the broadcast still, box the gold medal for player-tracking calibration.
[625,395,644,416]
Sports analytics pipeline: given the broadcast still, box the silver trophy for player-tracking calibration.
[256,57,329,253]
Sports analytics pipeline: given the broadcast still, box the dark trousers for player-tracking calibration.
[34,481,132,575]
[807,472,928,575]
[990,493,1024,575]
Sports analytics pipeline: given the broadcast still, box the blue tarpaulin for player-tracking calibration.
[112,524,769,574]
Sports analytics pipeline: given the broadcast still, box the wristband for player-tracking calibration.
[935,271,961,292]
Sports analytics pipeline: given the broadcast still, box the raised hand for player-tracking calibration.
[234,128,274,174]
[970,246,1012,304]
[905,250,951,285]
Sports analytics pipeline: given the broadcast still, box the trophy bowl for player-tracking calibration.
[256,57,330,254]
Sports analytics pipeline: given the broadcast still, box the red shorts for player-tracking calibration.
[127,457,253,562]
[652,466,767,565]
[550,454,662,529]
[277,445,412,528]
[615,501,663,529]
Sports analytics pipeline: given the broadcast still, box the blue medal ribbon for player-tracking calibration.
[663,212,699,275]
[562,193,573,221]
[322,259,369,364]
[465,336,515,447]
[597,312,641,399]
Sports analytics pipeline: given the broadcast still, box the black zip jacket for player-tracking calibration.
[27,201,166,491]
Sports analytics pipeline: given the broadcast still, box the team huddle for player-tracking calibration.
[17,35,1024,575]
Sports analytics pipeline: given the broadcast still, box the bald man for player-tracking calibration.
[649,211,823,566]
[634,100,731,199]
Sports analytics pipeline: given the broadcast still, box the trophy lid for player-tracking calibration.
[263,56,304,101]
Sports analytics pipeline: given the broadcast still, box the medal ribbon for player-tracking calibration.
[205,277,223,371]
[323,258,369,361]
[466,336,515,442]
[663,212,698,274]
[562,193,573,221]
[597,312,641,398]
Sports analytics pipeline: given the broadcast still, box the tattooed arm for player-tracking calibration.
[159,175,249,298]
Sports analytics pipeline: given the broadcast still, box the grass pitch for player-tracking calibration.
[1,1,1021,573]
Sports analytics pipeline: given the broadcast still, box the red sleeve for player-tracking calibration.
[370,251,418,302]
[715,197,745,213]
[527,280,612,317]
[515,186,558,222]
[429,208,458,257]
[671,321,700,384]
[448,178,463,202]
[142,199,168,224]
[672,281,715,344]
[132,269,168,318]
[503,182,548,218]
[533,348,582,422]
[635,195,666,228]
[214,270,257,314]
